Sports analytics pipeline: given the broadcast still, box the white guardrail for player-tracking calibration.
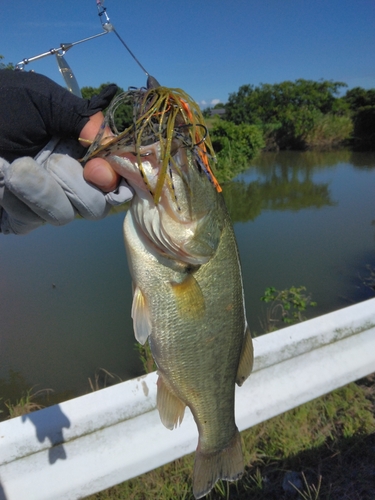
[0,298,374,500]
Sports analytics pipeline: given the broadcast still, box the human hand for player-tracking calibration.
[0,143,133,235]
[83,157,120,192]
[78,109,121,192]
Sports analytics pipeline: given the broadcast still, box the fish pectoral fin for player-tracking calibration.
[236,324,254,386]
[131,286,152,345]
[193,429,243,499]
[157,374,186,430]
[170,274,205,319]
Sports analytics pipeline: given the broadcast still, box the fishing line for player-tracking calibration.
[16,1,159,91]
[96,0,159,87]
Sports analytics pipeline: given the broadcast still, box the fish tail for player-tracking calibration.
[192,430,243,499]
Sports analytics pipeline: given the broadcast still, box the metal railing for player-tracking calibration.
[0,298,374,500]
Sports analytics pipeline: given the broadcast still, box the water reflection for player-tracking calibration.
[0,150,374,401]
[223,172,334,223]
[250,149,353,169]
[232,150,375,335]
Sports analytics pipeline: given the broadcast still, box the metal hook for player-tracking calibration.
[193,124,208,146]
[174,123,208,147]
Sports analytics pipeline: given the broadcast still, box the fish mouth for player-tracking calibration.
[83,86,222,205]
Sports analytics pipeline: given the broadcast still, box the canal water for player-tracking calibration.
[0,150,374,404]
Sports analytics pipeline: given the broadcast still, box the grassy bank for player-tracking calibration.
[86,376,375,500]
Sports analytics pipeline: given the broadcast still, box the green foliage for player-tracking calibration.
[303,112,353,149]
[351,106,375,150]
[202,107,212,118]
[253,382,375,460]
[5,388,50,418]
[225,79,350,150]
[342,87,375,151]
[134,342,157,374]
[81,83,132,132]
[66,77,375,155]
[210,119,264,181]
[0,370,30,418]
[343,87,375,110]
[0,54,14,70]
[226,79,347,124]
[0,370,75,421]
[260,286,317,331]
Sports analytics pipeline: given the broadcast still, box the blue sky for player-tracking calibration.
[1,1,374,107]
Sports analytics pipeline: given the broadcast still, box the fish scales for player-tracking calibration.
[90,87,254,498]
[128,197,243,436]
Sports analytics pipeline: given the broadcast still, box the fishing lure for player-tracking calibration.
[83,86,222,205]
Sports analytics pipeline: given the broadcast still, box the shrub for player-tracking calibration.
[210,119,264,181]
[303,113,353,149]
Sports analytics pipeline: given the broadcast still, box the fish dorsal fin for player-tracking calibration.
[132,286,152,345]
[236,324,254,386]
[170,274,205,319]
[157,374,186,430]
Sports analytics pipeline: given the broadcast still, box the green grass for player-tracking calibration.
[4,387,53,418]
[85,376,375,500]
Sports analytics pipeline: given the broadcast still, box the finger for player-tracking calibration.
[46,154,110,220]
[83,158,120,192]
[0,188,45,234]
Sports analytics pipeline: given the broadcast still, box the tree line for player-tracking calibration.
[82,79,375,181]
[202,79,375,180]
[2,53,374,181]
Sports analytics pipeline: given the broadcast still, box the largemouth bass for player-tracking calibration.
[86,87,254,498]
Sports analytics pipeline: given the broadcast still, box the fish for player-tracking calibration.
[86,87,254,498]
